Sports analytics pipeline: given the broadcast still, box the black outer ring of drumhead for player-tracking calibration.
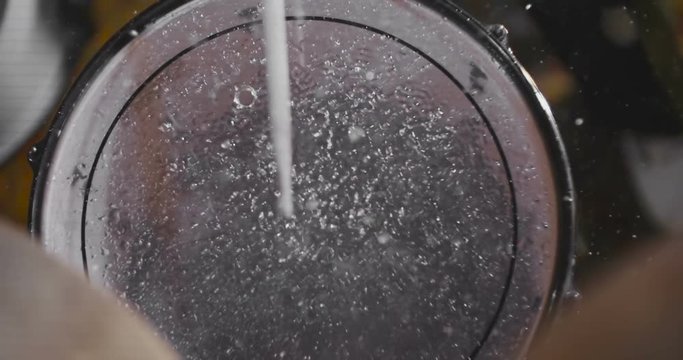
[29,0,575,358]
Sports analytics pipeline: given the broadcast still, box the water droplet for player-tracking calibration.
[377,233,392,245]
[565,289,582,300]
[348,126,366,143]
[221,139,233,150]
[159,119,174,133]
[233,85,258,108]
[575,118,584,126]
[525,3,532,10]
[129,29,139,37]
[305,198,320,211]
[122,78,134,88]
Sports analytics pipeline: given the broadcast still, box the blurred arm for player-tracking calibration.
[0,221,178,360]
[530,237,683,360]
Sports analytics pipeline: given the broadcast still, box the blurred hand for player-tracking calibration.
[0,220,178,360]
[529,236,683,360]
[4,216,683,360]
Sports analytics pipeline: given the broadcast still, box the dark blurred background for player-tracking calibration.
[0,0,682,291]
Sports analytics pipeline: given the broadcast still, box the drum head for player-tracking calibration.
[31,0,574,359]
